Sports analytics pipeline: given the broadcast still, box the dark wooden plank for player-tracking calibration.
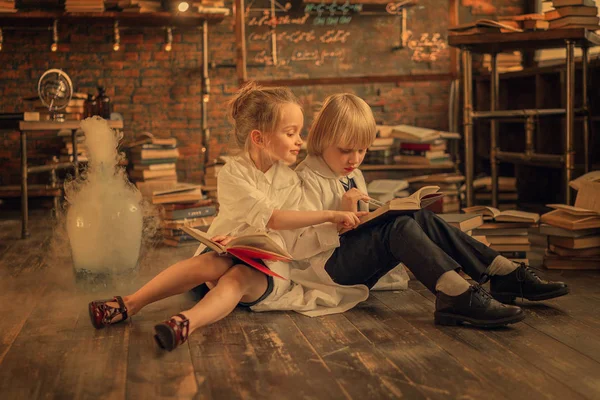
[126,294,200,399]
[0,284,129,398]
[288,312,428,399]
[373,289,586,399]
[188,310,347,399]
[406,287,600,399]
[344,297,507,400]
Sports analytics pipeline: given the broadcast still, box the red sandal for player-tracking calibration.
[88,296,128,329]
[153,313,190,351]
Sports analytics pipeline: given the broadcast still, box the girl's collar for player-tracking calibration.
[240,153,281,184]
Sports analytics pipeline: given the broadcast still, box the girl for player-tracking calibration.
[293,93,569,328]
[88,83,365,351]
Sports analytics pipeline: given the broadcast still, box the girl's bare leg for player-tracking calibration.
[175,264,268,335]
[121,252,234,316]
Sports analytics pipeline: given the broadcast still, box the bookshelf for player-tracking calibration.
[449,28,600,207]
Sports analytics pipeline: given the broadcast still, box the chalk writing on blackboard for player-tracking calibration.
[407,32,447,62]
[254,48,344,66]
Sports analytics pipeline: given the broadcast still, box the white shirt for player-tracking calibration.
[294,154,409,291]
[193,155,369,317]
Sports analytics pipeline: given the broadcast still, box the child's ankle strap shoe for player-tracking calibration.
[88,296,128,329]
[154,314,190,352]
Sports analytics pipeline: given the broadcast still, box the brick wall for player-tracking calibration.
[0,0,525,189]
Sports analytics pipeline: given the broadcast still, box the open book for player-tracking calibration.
[181,226,291,279]
[541,204,600,231]
[461,206,539,224]
[342,186,444,233]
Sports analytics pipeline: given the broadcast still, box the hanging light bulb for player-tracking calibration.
[113,20,120,51]
[177,1,190,12]
[165,27,173,52]
[51,20,58,52]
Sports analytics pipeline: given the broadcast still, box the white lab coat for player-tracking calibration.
[194,155,370,317]
[294,154,410,291]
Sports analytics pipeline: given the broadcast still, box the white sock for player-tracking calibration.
[435,270,471,296]
[486,256,519,276]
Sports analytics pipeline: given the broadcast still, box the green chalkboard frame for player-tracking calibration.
[234,0,459,86]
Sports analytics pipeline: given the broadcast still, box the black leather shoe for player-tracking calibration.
[490,263,569,303]
[435,285,525,328]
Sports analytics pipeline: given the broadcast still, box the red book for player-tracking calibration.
[181,226,291,279]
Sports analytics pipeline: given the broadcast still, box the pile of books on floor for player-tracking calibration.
[463,205,541,264]
[0,0,17,12]
[439,213,487,242]
[65,0,104,12]
[543,0,600,30]
[388,125,459,168]
[126,132,179,198]
[539,180,600,269]
[463,176,518,210]
[153,183,218,247]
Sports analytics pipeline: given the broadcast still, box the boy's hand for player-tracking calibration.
[341,188,370,212]
[329,210,368,229]
[211,235,235,246]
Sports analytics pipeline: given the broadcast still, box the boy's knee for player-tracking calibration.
[391,215,419,234]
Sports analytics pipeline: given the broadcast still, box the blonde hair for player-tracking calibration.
[307,93,376,156]
[229,81,300,152]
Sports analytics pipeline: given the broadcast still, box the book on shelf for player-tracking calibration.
[132,162,176,171]
[462,206,540,224]
[438,213,484,232]
[538,223,598,237]
[130,148,180,160]
[449,19,524,34]
[523,19,550,30]
[181,226,291,279]
[548,15,600,29]
[545,5,599,20]
[342,186,444,233]
[551,0,597,8]
[391,125,441,143]
[487,236,530,245]
[129,168,177,181]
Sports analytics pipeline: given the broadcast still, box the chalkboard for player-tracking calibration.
[242,0,451,81]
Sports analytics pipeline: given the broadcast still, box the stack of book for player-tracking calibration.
[543,0,600,30]
[439,213,486,237]
[0,0,17,12]
[540,204,600,269]
[526,225,549,267]
[366,179,409,204]
[119,0,162,12]
[482,51,524,73]
[405,173,465,213]
[390,125,459,168]
[153,184,218,247]
[193,0,230,15]
[500,13,550,31]
[126,132,179,198]
[364,135,395,165]
[463,206,541,264]
[65,0,105,12]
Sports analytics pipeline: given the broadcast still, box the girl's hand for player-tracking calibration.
[211,235,235,245]
[329,210,368,229]
[341,188,370,212]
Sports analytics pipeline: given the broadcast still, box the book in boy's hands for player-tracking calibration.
[181,226,291,279]
[462,206,540,224]
[342,186,444,233]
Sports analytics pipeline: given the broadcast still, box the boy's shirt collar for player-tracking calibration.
[303,154,358,181]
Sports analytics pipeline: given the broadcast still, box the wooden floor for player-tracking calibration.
[2,211,600,399]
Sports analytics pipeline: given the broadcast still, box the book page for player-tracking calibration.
[497,210,540,223]
[227,233,293,260]
[547,203,599,216]
[181,226,226,254]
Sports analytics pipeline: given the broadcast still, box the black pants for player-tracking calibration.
[324,209,501,293]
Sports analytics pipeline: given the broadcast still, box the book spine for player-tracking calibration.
[167,206,217,220]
